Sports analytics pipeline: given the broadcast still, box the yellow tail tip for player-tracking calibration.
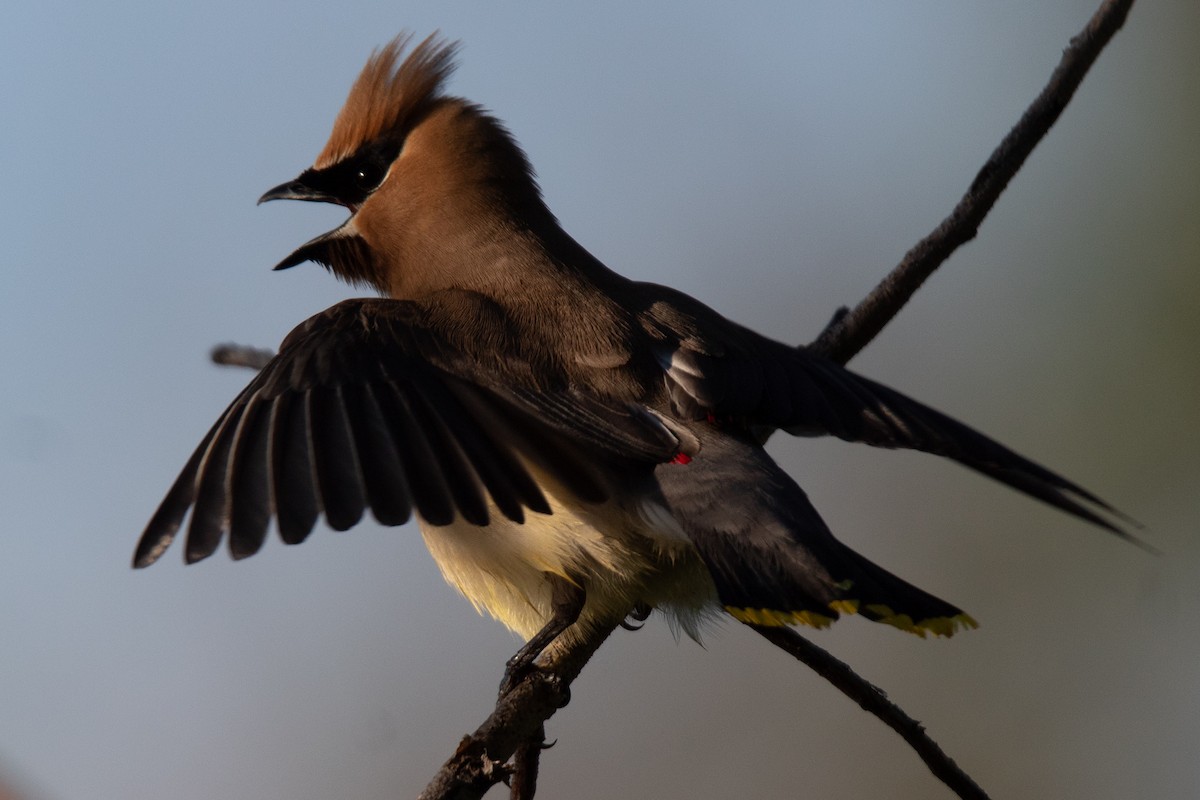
[725,606,837,629]
[864,604,979,638]
[726,602,978,638]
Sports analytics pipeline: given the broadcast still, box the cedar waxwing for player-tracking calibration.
[135,34,1136,684]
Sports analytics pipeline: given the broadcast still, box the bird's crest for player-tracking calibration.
[315,33,459,170]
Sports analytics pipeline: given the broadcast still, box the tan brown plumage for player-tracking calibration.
[138,35,1136,670]
[315,33,458,170]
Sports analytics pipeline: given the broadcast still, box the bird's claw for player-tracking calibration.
[620,603,652,630]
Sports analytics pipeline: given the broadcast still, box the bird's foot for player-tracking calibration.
[499,658,571,708]
[499,652,536,698]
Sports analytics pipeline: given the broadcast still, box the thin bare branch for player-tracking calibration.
[750,625,990,800]
[508,724,547,800]
[417,626,617,800]
[810,0,1136,366]
[210,343,274,370]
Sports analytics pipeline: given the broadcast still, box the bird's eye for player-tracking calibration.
[354,162,386,191]
[309,141,400,208]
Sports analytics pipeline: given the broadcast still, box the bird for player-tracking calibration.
[135,33,1137,687]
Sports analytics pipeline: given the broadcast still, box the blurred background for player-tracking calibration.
[2,1,1197,798]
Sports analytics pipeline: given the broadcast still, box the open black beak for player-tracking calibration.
[260,175,347,271]
[259,174,370,276]
[258,179,339,206]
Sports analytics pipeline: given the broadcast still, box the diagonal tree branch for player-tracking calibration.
[416,628,617,800]
[810,0,1135,367]
[750,625,989,800]
[213,2,1136,797]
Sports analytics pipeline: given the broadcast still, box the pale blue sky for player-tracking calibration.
[2,2,1199,798]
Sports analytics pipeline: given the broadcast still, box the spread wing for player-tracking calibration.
[639,289,1141,544]
[135,298,682,568]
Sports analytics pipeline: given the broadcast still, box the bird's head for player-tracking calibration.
[260,33,553,297]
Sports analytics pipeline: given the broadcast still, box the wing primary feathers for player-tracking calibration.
[227,394,274,560]
[133,416,225,568]
[797,361,876,438]
[270,390,321,544]
[664,335,1140,542]
[347,382,414,526]
[807,359,944,446]
[755,358,793,423]
[977,467,1153,551]
[781,360,845,436]
[185,404,243,564]
[796,355,1143,542]
[375,379,457,525]
[831,366,1146,541]
[308,384,368,531]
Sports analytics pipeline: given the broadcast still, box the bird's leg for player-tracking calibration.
[620,602,652,631]
[500,574,585,698]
